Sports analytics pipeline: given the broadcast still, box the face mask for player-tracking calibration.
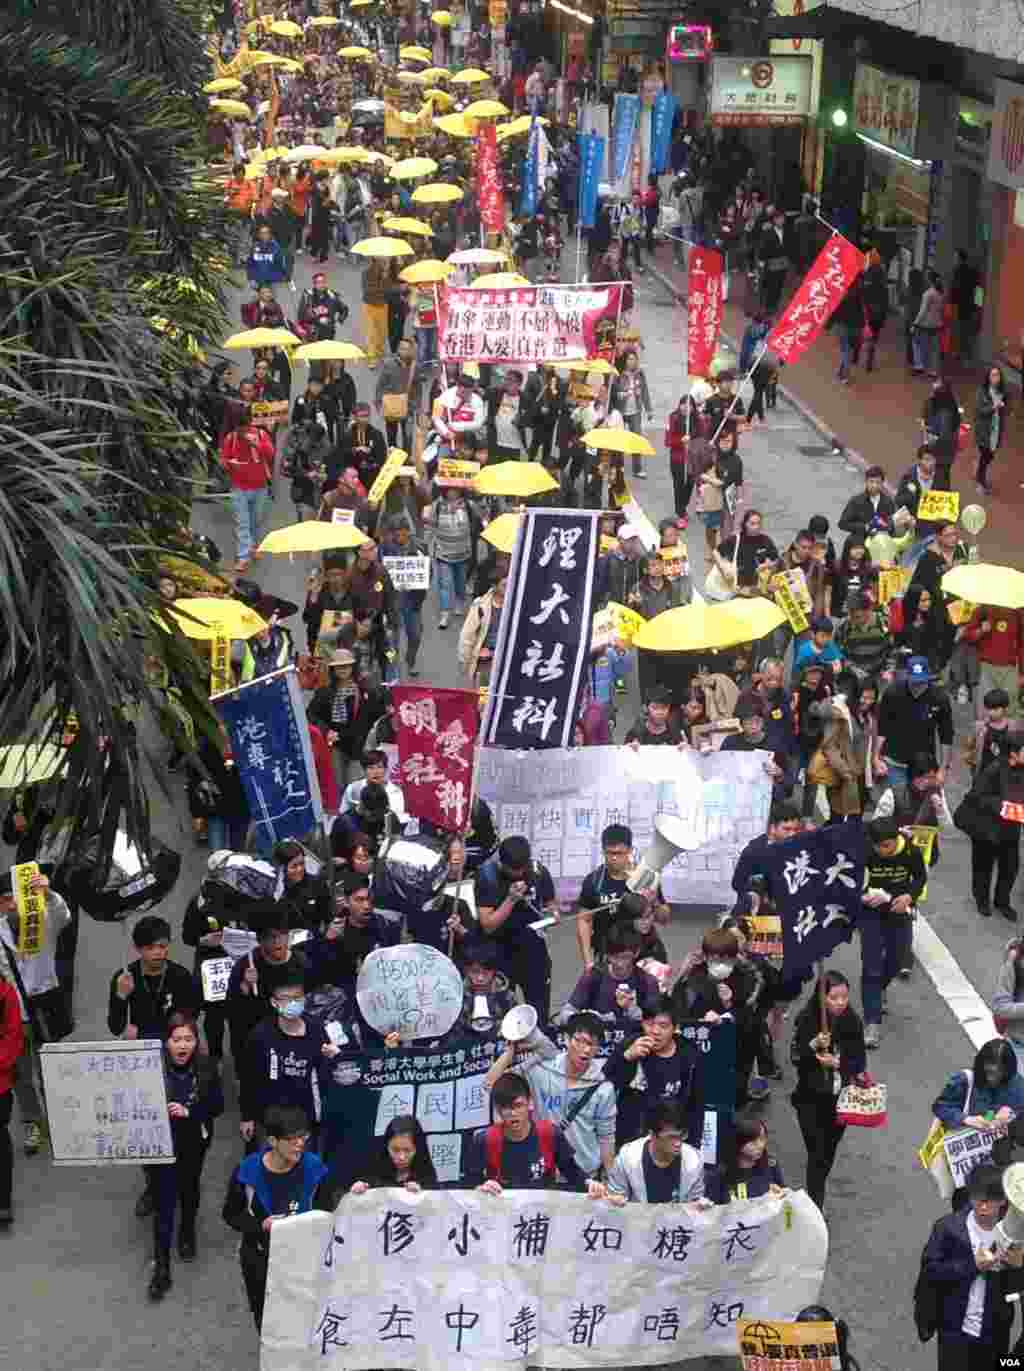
[277,998,305,1020]
[707,961,734,981]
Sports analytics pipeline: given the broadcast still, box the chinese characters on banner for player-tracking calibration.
[393,685,479,831]
[217,667,323,846]
[482,511,601,751]
[916,489,960,522]
[476,121,505,234]
[40,1040,175,1165]
[577,131,605,230]
[261,1189,829,1371]
[760,824,866,974]
[765,234,863,366]
[610,92,641,182]
[13,860,45,956]
[687,249,724,378]
[518,116,541,217]
[210,633,232,696]
[650,90,677,176]
[437,285,623,365]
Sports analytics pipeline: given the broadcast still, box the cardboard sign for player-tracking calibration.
[917,489,960,522]
[13,862,45,957]
[200,956,235,1003]
[436,458,480,489]
[40,1040,175,1165]
[876,566,912,606]
[907,824,938,864]
[738,1318,841,1371]
[660,544,690,581]
[382,555,431,591]
[366,448,407,506]
[210,633,232,696]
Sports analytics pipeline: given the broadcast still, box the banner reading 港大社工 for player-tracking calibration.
[437,284,623,365]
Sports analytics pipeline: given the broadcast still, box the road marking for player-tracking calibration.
[913,912,997,1051]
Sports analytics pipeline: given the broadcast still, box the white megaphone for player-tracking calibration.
[626,814,700,897]
[500,1004,539,1045]
[470,995,494,1034]
[996,1161,1024,1251]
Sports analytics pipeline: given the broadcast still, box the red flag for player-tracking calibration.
[686,248,723,378]
[766,233,864,366]
[393,686,479,832]
[477,122,505,236]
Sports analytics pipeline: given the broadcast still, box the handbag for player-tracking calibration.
[836,1073,888,1127]
[806,748,838,787]
[917,1070,972,1198]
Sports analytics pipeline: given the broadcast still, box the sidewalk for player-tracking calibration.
[648,244,1024,569]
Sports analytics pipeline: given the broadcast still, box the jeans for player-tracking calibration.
[435,558,468,613]
[207,815,249,852]
[147,1142,209,1257]
[793,1095,846,1210]
[912,327,939,373]
[836,323,859,380]
[230,487,270,562]
[880,759,910,793]
[415,325,437,366]
[860,911,913,1023]
[971,837,1020,909]
[398,601,422,669]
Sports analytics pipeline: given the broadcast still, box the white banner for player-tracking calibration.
[261,1189,827,1370]
[40,1040,174,1166]
[382,555,431,590]
[476,746,772,905]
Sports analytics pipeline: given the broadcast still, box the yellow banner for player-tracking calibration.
[367,449,407,506]
[769,573,809,635]
[876,566,911,606]
[210,633,232,696]
[592,600,646,649]
[13,862,46,957]
[907,824,937,865]
[738,1318,840,1371]
[917,489,960,522]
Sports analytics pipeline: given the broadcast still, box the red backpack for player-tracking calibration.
[484,1120,557,1182]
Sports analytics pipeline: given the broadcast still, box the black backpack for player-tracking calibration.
[912,1252,939,1343]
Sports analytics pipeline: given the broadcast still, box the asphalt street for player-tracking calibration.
[1,249,1012,1371]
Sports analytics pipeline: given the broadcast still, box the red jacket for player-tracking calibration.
[962,608,1024,672]
[0,979,24,1095]
[220,427,275,491]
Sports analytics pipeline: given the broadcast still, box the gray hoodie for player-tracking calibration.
[992,953,1024,1049]
[519,1030,617,1177]
[606,1135,705,1204]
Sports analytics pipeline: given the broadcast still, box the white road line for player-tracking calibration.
[913,912,997,1051]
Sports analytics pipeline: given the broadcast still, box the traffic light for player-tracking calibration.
[831,107,848,128]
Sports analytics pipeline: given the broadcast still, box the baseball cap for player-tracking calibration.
[907,656,933,683]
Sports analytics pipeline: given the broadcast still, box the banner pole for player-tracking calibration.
[709,344,767,447]
[814,212,846,241]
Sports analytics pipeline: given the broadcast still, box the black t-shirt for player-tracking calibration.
[716,533,779,588]
[624,718,682,746]
[642,1146,683,1203]
[465,1125,585,1189]
[474,859,556,938]
[264,1163,306,1217]
[578,865,629,957]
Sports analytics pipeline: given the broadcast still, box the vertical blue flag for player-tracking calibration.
[650,90,677,176]
[610,92,641,183]
[518,115,540,219]
[577,131,605,230]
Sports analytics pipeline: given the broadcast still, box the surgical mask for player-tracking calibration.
[707,961,734,981]
[277,998,305,1020]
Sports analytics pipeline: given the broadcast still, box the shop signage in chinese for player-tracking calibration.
[709,55,812,127]
[989,79,1024,190]
[759,822,866,975]
[393,685,479,831]
[437,285,624,365]
[687,247,724,378]
[766,234,863,366]
[481,511,601,750]
[852,62,920,161]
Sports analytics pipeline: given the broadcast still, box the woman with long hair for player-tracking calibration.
[830,536,877,620]
[348,1115,438,1193]
[974,364,1011,495]
[705,1111,785,1203]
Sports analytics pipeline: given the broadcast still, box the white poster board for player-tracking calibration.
[201,956,235,1003]
[382,555,431,591]
[40,1039,174,1165]
[261,1189,827,1370]
[476,746,772,905]
[356,944,465,1039]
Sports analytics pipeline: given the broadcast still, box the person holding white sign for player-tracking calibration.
[349,1115,438,1193]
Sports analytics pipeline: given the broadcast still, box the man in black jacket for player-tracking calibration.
[837,466,895,536]
[877,658,954,796]
[860,818,927,1048]
[964,732,1024,920]
[298,272,348,343]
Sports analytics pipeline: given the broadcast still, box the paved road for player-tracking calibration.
[2,250,1009,1371]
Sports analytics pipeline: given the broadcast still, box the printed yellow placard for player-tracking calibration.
[747,914,783,960]
[367,449,407,506]
[210,633,232,696]
[13,862,46,957]
[437,458,481,488]
[917,489,960,522]
[769,573,808,635]
[660,545,690,581]
[738,1318,840,1371]
[250,399,289,419]
[907,824,938,865]
[591,601,646,650]
[876,566,912,606]
[947,599,976,626]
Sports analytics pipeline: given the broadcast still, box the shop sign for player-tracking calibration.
[709,55,812,127]
[988,79,1024,191]
[853,63,920,160]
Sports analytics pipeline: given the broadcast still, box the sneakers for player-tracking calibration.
[957,685,969,704]
[898,966,912,980]
[438,612,449,629]
[148,1257,172,1302]
[23,1121,42,1156]
[864,1024,881,1049]
[747,1075,771,1100]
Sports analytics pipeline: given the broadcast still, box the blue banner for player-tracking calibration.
[577,130,605,230]
[650,90,677,177]
[482,509,601,750]
[518,115,540,219]
[217,666,323,846]
[760,823,866,975]
[610,92,640,184]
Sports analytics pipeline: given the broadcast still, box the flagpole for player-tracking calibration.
[814,211,846,240]
[709,343,768,447]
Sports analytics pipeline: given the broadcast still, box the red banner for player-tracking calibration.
[477,122,505,235]
[766,233,864,366]
[686,247,723,378]
[393,686,479,832]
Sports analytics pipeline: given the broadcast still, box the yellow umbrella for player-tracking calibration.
[293,340,367,362]
[284,143,329,161]
[399,258,455,284]
[473,462,558,498]
[431,9,453,24]
[421,67,450,81]
[209,99,252,118]
[634,600,787,654]
[243,160,270,180]
[463,98,510,118]
[249,53,293,67]
[351,236,415,258]
[481,511,523,553]
[424,89,455,109]
[451,68,491,84]
[276,58,304,74]
[339,45,373,57]
[381,216,433,236]
[362,150,395,167]
[223,327,301,350]
[315,148,355,166]
[397,70,428,84]
[165,597,268,642]
[0,744,67,790]
[259,522,369,555]
[158,554,231,597]
[310,14,341,24]
[270,18,303,36]
[448,247,509,265]
[389,156,439,179]
[941,563,1024,610]
[549,357,617,375]
[496,114,551,138]
[585,426,656,458]
[400,44,433,61]
[433,113,474,138]
[331,144,371,161]
[469,271,531,288]
[203,77,244,94]
[411,182,463,204]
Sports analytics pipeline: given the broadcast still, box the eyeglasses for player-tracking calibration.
[570,1034,599,1049]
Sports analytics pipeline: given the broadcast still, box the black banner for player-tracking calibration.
[761,823,865,975]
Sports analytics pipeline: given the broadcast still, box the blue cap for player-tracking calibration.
[907,656,932,681]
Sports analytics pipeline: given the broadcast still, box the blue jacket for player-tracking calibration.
[247,240,288,286]
[223,1147,330,1254]
[922,1211,1024,1340]
[932,1069,1024,1129]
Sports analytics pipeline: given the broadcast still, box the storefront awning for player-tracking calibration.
[763,5,849,39]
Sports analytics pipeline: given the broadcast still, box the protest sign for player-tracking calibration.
[591,601,646,651]
[616,495,660,551]
[907,824,938,866]
[366,448,407,506]
[917,489,960,522]
[217,667,323,845]
[251,399,289,419]
[357,945,466,1041]
[210,633,232,697]
[482,511,601,751]
[394,685,478,831]
[766,234,863,366]
[13,861,45,956]
[747,915,784,961]
[611,91,641,182]
[261,1188,828,1371]
[331,508,356,526]
[769,570,809,635]
[687,248,724,380]
[40,1040,175,1165]
[876,567,911,606]
[437,458,481,488]
[942,1123,1007,1189]
[660,545,690,583]
[476,745,772,905]
[761,823,866,975]
[200,956,235,1003]
[382,555,431,591]
[437,285,623,366]
[476,121,505,235]
[738,1318,840,1371]
[577,130,605,230]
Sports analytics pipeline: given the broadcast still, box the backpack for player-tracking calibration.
[484,1120,557,1183]
[912,1248,940,1343]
